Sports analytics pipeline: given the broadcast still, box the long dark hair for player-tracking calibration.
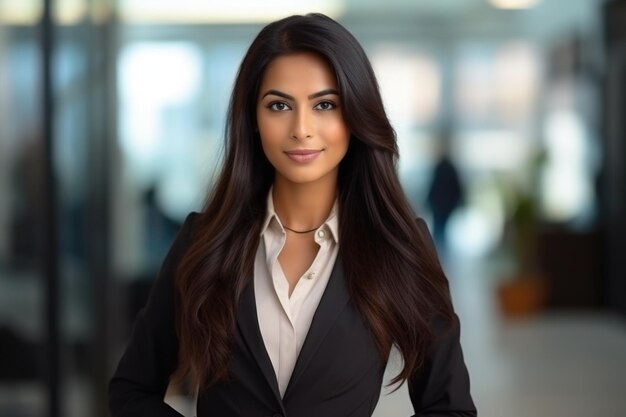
[172,13,455,392]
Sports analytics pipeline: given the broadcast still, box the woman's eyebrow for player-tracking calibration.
[308,88,339,99]
[261,88,339,100]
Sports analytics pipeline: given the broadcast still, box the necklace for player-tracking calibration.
[283,224,321,234]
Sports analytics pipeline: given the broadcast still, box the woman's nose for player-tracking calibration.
[290,109,313,140]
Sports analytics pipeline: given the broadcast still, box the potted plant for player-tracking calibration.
[496,154,549,318]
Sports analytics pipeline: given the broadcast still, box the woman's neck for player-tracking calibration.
[272,178,337,231]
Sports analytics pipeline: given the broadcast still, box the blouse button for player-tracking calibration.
[317,229,326,239]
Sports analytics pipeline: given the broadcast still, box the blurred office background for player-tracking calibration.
[1,0,625,416]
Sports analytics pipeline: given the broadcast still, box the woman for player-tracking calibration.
[109,13,476,417]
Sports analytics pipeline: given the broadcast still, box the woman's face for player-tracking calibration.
[256,52,350,187]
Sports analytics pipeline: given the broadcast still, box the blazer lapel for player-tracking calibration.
[283,257,350,399]
[236,280,283,405]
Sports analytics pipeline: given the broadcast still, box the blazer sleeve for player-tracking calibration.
[407,315,476,417]
[108,212,198,417]
[407,219,477,417]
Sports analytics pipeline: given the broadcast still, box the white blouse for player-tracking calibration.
[254,189,339,398]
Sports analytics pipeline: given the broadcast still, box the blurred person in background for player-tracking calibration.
[109,13,475,417]
[426,127,464,254]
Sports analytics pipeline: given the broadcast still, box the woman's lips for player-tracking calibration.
[284,149,322,163]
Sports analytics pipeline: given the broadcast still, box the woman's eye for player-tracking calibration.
[314,101,336,111]
[268,102,290,111]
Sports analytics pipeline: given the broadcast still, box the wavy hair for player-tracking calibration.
[172,13,455,392]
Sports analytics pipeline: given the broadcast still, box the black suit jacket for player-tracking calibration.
[109,212,476,417]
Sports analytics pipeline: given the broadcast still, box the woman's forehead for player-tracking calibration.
[259,52,338,96]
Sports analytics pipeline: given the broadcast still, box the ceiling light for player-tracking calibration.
[489,0,541,9]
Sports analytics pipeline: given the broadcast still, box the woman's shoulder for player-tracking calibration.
[415,217,429,230]
[182,211,202,229]
[414,217,434,241]
[170,211,202,250]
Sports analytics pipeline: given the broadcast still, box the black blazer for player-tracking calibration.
[109,212,476,417]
